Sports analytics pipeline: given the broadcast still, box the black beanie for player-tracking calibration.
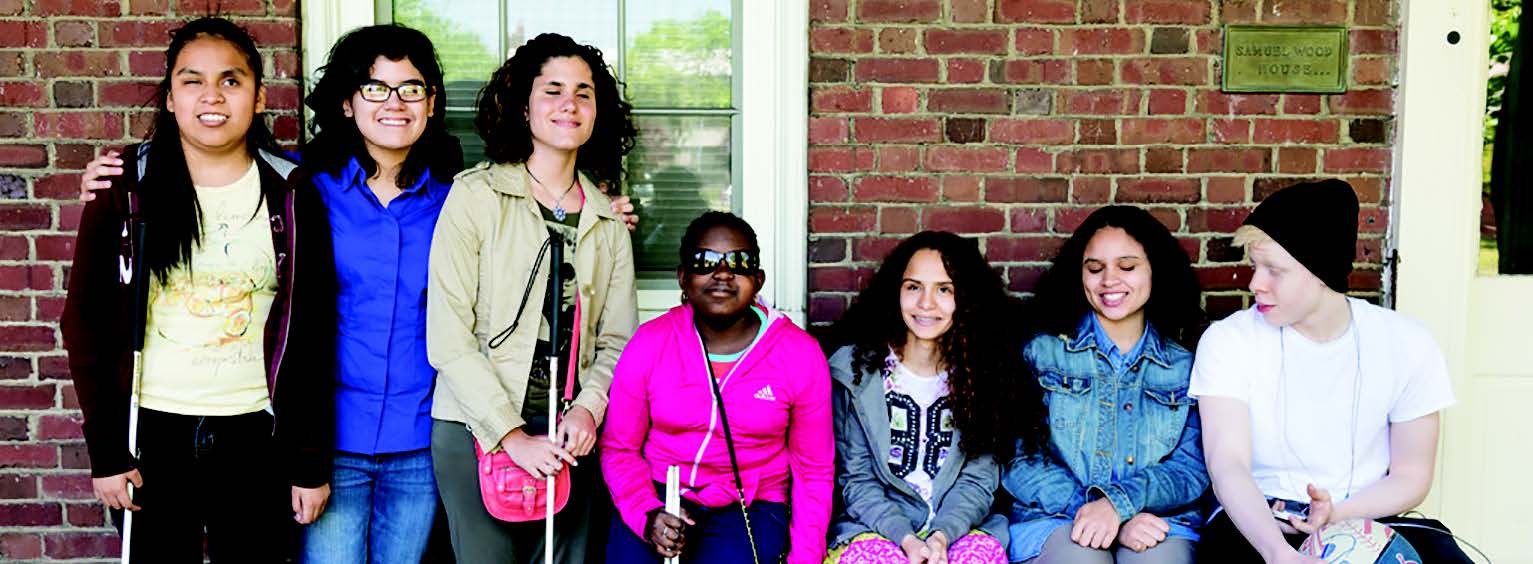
[1242,179,1359,293]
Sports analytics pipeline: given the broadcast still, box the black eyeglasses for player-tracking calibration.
[357,81,430,103]
[684,249,761,276]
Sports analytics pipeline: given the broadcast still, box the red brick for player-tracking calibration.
[41,474,92,500]
[812,86,872,113]
[1187,207,1251,232]
[854,176,937,203]
[0,503,62,526]
[1015,28,1055,55]
[856,58,941,83]
[877,146,921,172]
[810,266,871,291]
[1075,59,1116,85]
[810,206,877,232]
[810,296,847,323]
[855,118,941,143]
[53,21,94,48]
[244,21,297,45]
[1261,0,1346,23]
[1329,89,1393,115]
[0,236,25,260]
[1198,265,1254,290]
[987,236,1066,261]
[178,0,265,13]
[0,82,44,107]
[0,444,58,468]
[926,29,1008,54]
[1188,148,1270,173]
[880,207,919,234]
[0,297,24,321]
[1121,57,1208,85]
[43,532,119,560]
[1015,148,1054,173]
[1196,91,1279,114]
[946,59,986,83]
[991,59,1071,84]
[880,87,919,113]
[1117,178,1201,203]
[809,176,847,203]
[811,28,873,53]
[809,117,849,144]
[996,0,1076,23]
[0,52,24,77]
[1356,0,1390,25]
[1352,57,1391,85]
[1126,0,1212,23]
[129,0,171,13]
[0,384,54,408]
[858,0,941,22]
[952,0,989,22]
[100,20,179,47]
[1011,207,1050,232]
[59,203,84,231]
[0,205,52,230]
[1077,119,1117,144]
[35,51,122,78]
[1282,94,1323,115]
[811,0,849,21]
[0,265,53,291]
[271,51,301,80]
[98,80,159,107]
[128,50,166,77]
[1359,207,1388,233]
[1211,119,1250,143]
[1062,28,1145,55]
[1146,147,1185,173]
[1148,89,1188,114]
[1072,177,1112,203]
[1007,265,1047,293]
[1054,207,1096,233]
[1206,176,1247,203]
[1081,0,1119,22]
[943,176,981,202]
[808,237,847,263]
[928,88,1009,114]
[1277,147,1319,173]
[36,0,121,16]
[0,21,46,48]
[854,237,905,261]
[986,177,1068,203]
[1058,148,1140,174]
[0,0,20,15]
[65,502,104,527]
[1196,29,1224,54]
[1061,89,1140,115]
[1323,148,1391,173]
[808,147,876,173]
[36,112,124,140]
[271,114,300,143]
[36,297,65,323]
[1350,30,1397,55]
[1252,119,1339,143]
[878,29,917,53]
[925,146,1010,172]
[0,145,46,167]
[924,207,1005,233]
[1120,118,1205,144]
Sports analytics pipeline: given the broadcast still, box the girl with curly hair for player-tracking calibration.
[426,33,639,563]
[823,230,1047,564]
[1002,206,1209,564]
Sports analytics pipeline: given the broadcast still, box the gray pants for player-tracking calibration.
[1024,523,1194,564]
[431,419,598,564]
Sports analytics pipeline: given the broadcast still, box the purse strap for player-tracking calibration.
[702,347,761,564]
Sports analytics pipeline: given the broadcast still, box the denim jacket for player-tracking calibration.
[828,346,1008,548]
[1002,318,1207,531]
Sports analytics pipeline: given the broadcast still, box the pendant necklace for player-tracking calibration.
[527,167,578,221]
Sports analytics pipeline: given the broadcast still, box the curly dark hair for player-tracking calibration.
[474,33,638,186]
[302,24,463,187]
[828,231,1048,458]
[1028,205,1206,350]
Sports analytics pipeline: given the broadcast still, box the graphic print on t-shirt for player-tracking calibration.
[883,356,953,502]
[522,207,580,430]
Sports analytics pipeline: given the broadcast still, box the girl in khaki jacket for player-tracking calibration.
[425,32,638,563]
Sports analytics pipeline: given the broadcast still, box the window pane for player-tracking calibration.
[393,0,502,83]
[625,0,733,108]
[506,0,620,65]
[628,115,732,273]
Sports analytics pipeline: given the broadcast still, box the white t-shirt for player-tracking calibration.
[884,359,953,515]
[1190,298,1454,502]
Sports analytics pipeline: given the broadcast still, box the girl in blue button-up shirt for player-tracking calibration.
[1003,206,1210,564]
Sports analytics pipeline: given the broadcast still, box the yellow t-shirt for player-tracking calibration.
[139,162,275,416]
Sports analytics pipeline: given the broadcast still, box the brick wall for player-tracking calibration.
[0,1,299,561]
[805,0,1398,325]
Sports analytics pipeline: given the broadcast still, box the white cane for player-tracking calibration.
[119,217,148,564]
[121,352,142,564]
[545,232,563,564]
[664,466,680,564]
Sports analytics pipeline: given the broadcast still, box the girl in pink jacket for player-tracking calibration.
[600,212,834,564]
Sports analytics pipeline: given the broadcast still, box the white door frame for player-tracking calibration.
[300,0,810,324]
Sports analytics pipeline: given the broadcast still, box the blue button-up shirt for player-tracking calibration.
[315,158,449,455]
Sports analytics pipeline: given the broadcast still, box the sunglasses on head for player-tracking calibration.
[684,249,761,276]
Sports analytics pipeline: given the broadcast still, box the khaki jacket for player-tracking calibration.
[427,161,637,449]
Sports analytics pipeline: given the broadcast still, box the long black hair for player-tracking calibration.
[474,33,638,187]
[302,24,462,186]
[1028,205,1206,349]
[140,17,279,285]
[829,231,1048,458]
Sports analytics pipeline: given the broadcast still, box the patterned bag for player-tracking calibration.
[1299,519,1422,564]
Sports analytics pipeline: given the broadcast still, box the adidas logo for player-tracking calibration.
[753,385,776,402]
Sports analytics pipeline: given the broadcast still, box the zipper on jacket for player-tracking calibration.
[684,311,774,490]
[267,190,296,434]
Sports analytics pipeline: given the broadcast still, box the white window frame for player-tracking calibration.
[301,0,809,325]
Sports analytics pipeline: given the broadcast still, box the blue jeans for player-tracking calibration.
[301,449,438,564]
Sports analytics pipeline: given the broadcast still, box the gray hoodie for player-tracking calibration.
[827,345,1009,548]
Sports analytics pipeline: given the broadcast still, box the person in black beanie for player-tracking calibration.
[1186,180,1473,564]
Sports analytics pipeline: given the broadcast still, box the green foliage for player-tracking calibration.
[1487,0,1521,143]
[392,0,502,83]
[624,10,732,108]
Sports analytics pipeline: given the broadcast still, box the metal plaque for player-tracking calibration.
[1222,25,1349,93]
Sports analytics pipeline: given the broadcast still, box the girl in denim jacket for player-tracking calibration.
[1002,206,1209,564]
[825,231,1049,564]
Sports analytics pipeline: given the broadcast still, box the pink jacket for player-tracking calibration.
[600,303,834,563]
